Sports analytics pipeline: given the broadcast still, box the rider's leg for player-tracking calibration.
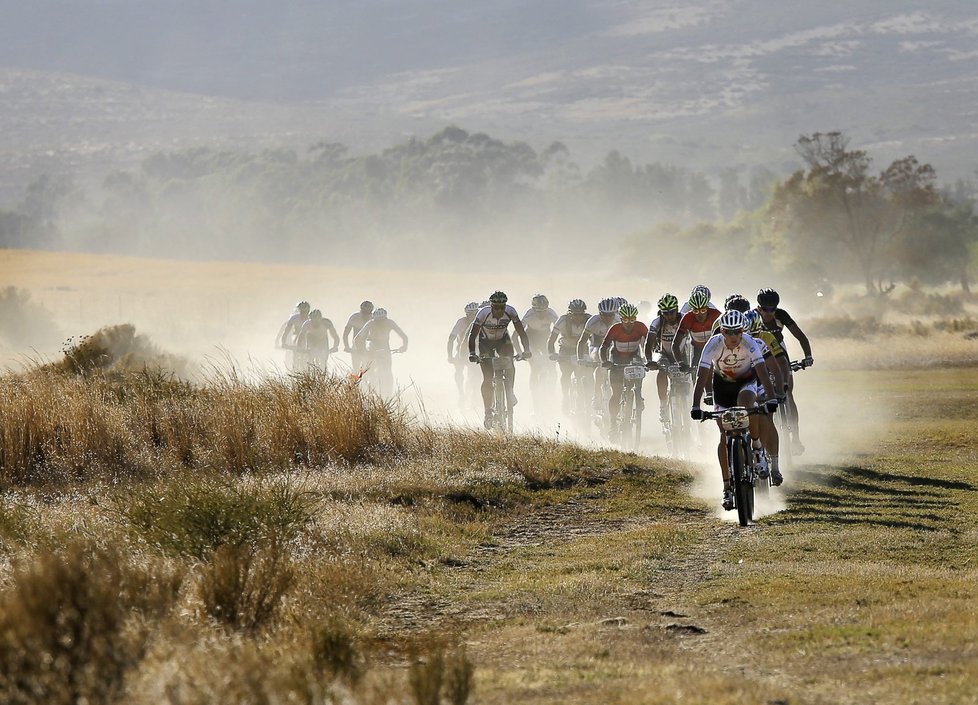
[453,361,465,400]
[558,358,573,412]
[657,369,668,421]
[608,366,624,434]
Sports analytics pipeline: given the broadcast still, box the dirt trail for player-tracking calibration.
[378,483,741,637]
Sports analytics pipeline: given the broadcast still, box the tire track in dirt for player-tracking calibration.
[377,486,740,637]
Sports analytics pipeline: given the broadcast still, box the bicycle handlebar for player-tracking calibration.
[790,359,812,372]
[697,406,769,422]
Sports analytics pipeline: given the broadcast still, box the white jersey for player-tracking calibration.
[583,313,619,348]
[699,333,765,381]
[473,304,520,342]
[346,312,372,336]
[553,313,587,351]
[521,307,559,333]
[449,316,473,341]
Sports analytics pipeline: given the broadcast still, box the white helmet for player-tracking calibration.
[531,294,550,310]
[464,301,480,314]
[598,297,618,314]
[372,308,388,319]
[717,310,747,331]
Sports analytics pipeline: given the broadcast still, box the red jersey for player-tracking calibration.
[600,322,649,362]
[677,309,722,348]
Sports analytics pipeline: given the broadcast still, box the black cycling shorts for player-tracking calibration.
[713,372,757,408]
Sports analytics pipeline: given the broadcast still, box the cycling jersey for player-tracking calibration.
[699,333,765,381]
[299,319,332,350]
[552,313,587,353]
[522,307,559,334]
[677,309,722,348]
[648,314,681,351]
[757,307,796,345]
[601,322,649,362]
[583,313,619,348]
[280,312,309,347]
[346,312,372,338]
[710,320,785,359]
[474,304,520,341]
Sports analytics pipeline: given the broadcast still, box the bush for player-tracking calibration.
[0,540,182,705]
[121,474,319,559]
[196,540,295,634]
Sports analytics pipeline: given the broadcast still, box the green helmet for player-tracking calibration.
[657,294,679,312]
[688,290,710,310]
[489,291,508,304]
[619,303,639,320]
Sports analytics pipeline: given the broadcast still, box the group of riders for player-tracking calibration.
[448,286,814,513]
[277,285,814,514]
[277,299,408,396]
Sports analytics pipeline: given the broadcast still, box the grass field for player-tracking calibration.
[2,248,978,703]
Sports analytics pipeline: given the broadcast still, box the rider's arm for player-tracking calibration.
[598,328,614,363]
[547,326,560,355]
[755,359,777,401]
[326,321,340,351]
[691,366,710,407]
[644,322,657,360]
[576,327,590,361]
[467,321,482,356]
[447,331,458,358]
[786,322,813,359]
[511,316,531,355]
[342,320,354,350]
[392,322,408,352]
[670,327,687,364]
[353,321,372,350]
[280,319,296,348]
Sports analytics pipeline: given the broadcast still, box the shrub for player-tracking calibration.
[196,539,295,634]
[309,618,364,686]
[408,641,475,705]
[120,474,319,559]
[0,540,183,705]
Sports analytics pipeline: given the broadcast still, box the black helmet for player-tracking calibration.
[724,294,751,314]
[757,288,780,308]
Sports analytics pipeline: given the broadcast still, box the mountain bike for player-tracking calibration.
[698,406,768,527]
[551,353,591,429]
[775,358,811,470]
[485,352,527,433]
[609,361,646,450]
[661,361,693,459]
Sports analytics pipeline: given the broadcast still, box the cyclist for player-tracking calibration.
[467,291,532,429]
[690,310,778,511]
[343,300,375,372]
[278,300,312,371]
[679,285,719,315]
[745,310,786,485]
[447,302,480,403]
[296,309,339,373]
[644,293,682,424]
[548,299,590,415]
[599,303,648,439]
[671,289,722,371]
[577,297,620,417]
[756,288,814,454]
[353,308,408,397]
[520,294,559,411]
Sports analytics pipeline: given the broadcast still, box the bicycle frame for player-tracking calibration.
[700,406,767,527]
[610,362,646,450]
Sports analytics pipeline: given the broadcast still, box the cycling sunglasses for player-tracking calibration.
[760,306,777,313]
[692,307,709,314]
[721,328,743,336]
[661,308,679,316]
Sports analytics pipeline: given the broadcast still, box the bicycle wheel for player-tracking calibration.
[620,388,634,447]
[777,404,793,471]
[669,392,686,458]
[632,390,643,450]
[731,436,753,527]
[493,373,507,432]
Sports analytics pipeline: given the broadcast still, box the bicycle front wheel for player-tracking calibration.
[732,436,753,527]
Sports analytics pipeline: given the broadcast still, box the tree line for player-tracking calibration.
[1,127,976,293]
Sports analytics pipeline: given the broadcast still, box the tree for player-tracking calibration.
[769,132,940,295]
